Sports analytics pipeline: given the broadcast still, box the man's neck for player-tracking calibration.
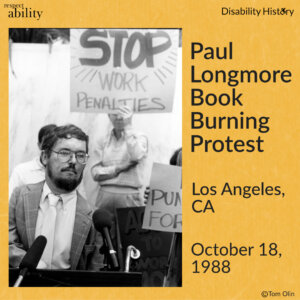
[113,128,123,140]
[113,124,132,140]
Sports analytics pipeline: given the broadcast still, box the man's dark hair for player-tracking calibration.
[38,124,57,147]
[41,124,89,155]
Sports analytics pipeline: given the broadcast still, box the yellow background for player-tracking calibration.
[0,0,299,299]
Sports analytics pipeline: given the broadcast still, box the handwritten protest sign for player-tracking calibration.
[142,163,182,232]
[70,29,179,113]
[117,207,173,287]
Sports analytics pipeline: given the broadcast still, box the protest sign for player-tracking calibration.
[142,163,182,232]
[70,29,178,113]
[116,207,173,286]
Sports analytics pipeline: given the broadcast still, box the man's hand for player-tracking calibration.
[117,105,133,120]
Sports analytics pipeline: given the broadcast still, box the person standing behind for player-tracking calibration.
[91,106,148,214]
[9,124,56,198]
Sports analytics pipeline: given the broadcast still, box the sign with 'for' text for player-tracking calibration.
[143,163,182,233]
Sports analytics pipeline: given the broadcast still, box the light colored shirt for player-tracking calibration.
[92,128,148,188]
[9,156,44,198]
[35,182,77,269]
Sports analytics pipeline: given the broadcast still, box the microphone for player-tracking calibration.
[92,209,119,270]
[13,235,47,287]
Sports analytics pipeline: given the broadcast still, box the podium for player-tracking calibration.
[9,268,143,287]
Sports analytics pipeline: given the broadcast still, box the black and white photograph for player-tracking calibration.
[8,28,182,287]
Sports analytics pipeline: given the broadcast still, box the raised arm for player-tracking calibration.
[125,130,148,161]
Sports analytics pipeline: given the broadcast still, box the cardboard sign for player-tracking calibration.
[116,207,173,287]
[143,163,182,232]
[70,29,179,113]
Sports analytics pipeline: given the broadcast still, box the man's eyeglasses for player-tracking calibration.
[51,150,89,164]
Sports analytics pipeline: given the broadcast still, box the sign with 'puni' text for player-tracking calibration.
[70,29,179,113]
[142,163,182,232]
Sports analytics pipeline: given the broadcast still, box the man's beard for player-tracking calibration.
[47,165,83,192]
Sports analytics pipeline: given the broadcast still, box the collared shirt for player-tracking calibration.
[92,127,148,188]
[35,182,77,269]
[9,156,45,198]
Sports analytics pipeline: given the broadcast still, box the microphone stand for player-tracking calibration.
[13,268,28,287]
[99,243,119,271]
[99,244,109,271]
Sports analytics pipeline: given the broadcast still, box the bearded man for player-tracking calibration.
[9,124,103,270]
